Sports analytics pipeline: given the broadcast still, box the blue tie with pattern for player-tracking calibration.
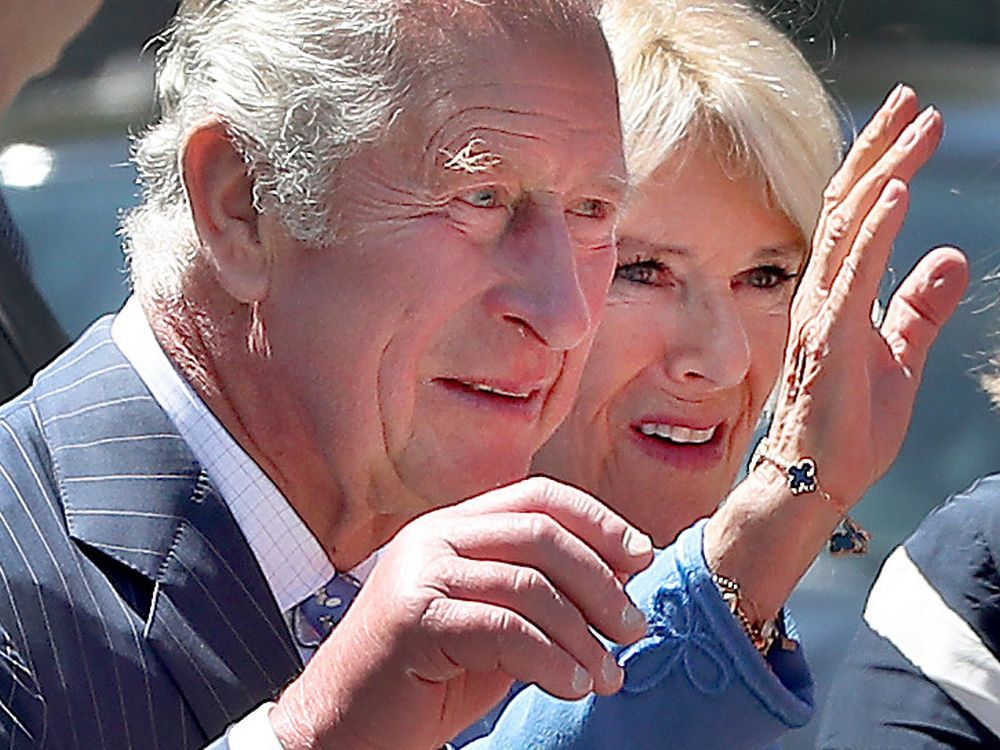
[292,572,362,649]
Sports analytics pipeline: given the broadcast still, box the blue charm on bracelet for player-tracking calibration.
[829,516,872,556]
[787,458,818,495]
[750,438,870,556]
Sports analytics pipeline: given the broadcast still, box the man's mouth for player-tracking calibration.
[466,382,535,399]
[636,422,718,446]
[434,377,546,419]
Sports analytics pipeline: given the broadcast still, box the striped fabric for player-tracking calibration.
[0,318,302,748]
[817,473,1000,749]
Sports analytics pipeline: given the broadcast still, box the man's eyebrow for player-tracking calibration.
[589,173,628,199]
[440,137,503,174]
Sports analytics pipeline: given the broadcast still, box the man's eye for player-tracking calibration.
[742,265,797,290]
[569,198,612,220]
[614,258,671,286]
[460,187,502,209]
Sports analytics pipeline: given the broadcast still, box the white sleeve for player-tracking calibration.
[204,702,285,750]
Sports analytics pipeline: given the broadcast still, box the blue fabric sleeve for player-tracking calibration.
[462,519,814,750]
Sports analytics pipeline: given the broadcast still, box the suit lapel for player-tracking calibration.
[33,319,301,738]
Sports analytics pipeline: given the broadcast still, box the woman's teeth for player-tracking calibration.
[639,423,717,445]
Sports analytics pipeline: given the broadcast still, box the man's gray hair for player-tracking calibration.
[123,0,404,301]
[124,0,604,303]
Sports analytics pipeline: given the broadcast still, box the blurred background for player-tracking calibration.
[1,1,998,747]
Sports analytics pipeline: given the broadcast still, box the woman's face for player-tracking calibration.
[533,145,805,545]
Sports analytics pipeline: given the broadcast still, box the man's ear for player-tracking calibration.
[182,121,269,303]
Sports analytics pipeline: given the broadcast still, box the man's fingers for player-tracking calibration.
[805,107,941,298]
[827,179,910,316]
[445,511,647,645]
[437,558,624,694]
[450,476,654,577]
[420,598,609,700]
[880,246,970,375]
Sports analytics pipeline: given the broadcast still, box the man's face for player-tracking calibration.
[261,21,625,518]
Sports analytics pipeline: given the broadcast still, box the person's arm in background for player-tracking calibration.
[816,473,1000,749]
[0,0,102,114]
[465,86,970,750]
[0,0,103,401]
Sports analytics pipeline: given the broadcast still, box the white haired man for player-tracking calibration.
[0,1,654,748]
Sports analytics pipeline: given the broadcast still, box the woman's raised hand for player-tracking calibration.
[766,84,969,506]
[705,86,969,619]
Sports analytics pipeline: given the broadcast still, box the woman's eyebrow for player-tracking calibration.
[752,244,806,263]
[616,236,690,257]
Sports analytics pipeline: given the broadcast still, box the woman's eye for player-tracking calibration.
[742,265,797,289]
[614,259,671,286]
[568,198,612,220]
[460,187,502,209]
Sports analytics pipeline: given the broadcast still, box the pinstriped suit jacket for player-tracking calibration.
[0,317,303,749]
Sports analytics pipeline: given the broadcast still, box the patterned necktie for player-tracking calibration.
[292,572,362,649]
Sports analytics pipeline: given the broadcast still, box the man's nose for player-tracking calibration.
[664,289,750,390]
[486,198,595,351]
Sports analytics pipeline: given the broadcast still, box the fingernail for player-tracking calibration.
[919,105,939,129]
[898,120,921,150]
[572,664,593,694]
[886,82,905,108]
[883,179,907,206]
[601,652,623,689]
[621,603,646,631]
[624,527,653,556]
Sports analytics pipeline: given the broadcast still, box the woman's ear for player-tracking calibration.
[181,121,269,303]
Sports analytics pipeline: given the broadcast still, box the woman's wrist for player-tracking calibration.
[704,464,845,619]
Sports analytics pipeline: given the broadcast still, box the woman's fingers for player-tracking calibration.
[819,84,919,218]
[434,558,625,694]
[879,246,970,376]
[804,106,942,300]
[445,510,646,646]
[826,179,910,318]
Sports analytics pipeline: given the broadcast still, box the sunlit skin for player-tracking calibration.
[533,144,804,546]
[170,15,627,569]
[0,0,102,111]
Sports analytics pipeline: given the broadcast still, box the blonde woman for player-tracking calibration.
[463,0,968,748]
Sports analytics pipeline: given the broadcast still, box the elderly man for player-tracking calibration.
[0,1,655,748]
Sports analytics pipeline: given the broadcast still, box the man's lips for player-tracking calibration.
[432,377,548,420]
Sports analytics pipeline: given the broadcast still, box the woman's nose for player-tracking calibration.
[663,289,750,390]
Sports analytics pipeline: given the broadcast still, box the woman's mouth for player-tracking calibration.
[637,422,717,445]
[630,419,726,469]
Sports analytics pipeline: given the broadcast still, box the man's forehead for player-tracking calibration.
[400,0,599,35]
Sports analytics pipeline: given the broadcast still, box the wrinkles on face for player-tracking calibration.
[537,149,801,543]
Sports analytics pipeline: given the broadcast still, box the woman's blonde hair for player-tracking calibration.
[602,0,843,243]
